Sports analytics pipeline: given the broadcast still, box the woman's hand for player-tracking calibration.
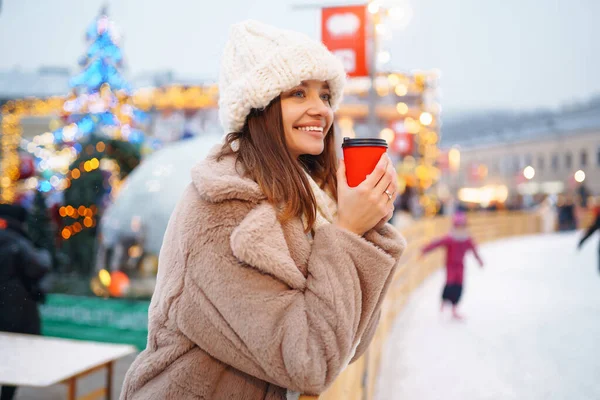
[374,158,399,229]
[335,153,399,236]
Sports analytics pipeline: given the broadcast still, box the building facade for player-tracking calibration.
[457,129,598,195]
[440,101,600,205]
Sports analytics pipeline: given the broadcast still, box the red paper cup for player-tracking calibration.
[342,137,388,187]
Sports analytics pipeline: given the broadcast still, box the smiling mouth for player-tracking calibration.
[294,126,324,134]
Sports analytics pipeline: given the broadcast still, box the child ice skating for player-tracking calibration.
[421,212,483,319]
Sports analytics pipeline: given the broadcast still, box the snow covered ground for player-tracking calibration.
[375,231,600,400]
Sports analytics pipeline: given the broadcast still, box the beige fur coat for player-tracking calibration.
[120,146,406,399]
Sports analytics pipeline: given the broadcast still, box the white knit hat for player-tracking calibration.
[218,20,347,134]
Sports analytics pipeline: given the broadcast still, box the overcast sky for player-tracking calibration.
[1,0,599,114]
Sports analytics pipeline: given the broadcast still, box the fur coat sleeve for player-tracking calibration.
[174,205,404,395]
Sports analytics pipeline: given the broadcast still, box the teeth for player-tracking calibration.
[296,126,323,132]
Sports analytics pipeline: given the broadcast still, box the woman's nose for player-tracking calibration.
[306,95,329,116]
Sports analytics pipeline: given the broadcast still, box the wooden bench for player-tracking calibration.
[0,332,136,400]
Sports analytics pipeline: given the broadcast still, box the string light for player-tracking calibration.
[419,112,433,126]
[59,204,99,240]
[379,128,395,144]
[396,102,409,115]
[3,69,441,212]
[394,84,408,97]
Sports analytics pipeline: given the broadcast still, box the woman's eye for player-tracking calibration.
[292,90,305,98]
[321,93,331,101]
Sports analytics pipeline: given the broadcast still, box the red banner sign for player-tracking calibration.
[321,5,368,77]
[389,120,414,156]
[437,150,450,171]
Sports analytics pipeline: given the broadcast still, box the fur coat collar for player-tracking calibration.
[191,145,309,290]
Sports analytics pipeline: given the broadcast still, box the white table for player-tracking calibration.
[0,332,137,400]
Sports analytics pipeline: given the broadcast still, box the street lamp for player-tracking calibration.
[574,170,586,183]
[366,0,414,136]
[368,2,380,14]
[387,2,414,29]
[523,166,535,180]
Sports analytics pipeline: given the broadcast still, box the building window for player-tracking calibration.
[525,154,532,166]
[500,157,508,174]
[513,155,520,172]
[580,150,587,167]
[565,152,572,169]
[552,153,559,171]
[538,155,544,171]
[489,159,497,174]
[597,146,600,167]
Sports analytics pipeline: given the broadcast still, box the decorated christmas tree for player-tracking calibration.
[34,7,148,274]
[57,6,147,150]
[60,135,141,274]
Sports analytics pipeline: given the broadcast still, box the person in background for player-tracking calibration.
[537,194,558,234]
[0,204,51,400]
[577,206,600,274]
[392,186,415,229]
[576,183,590,208]
[421,212,484,320]
[558,194,577,231]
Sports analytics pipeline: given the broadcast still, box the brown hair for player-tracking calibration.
[217,96,338,232]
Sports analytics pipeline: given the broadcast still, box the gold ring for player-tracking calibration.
[385,190,393,201]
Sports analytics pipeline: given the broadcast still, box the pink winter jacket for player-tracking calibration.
[422,234,482,284]
[120,146,406,399]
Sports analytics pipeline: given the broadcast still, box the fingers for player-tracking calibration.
[337,158,347,187]
[387,161,398,195]
[385,182,398,204]
[375,168,393,196]
[377,157,398,202]
[383,162,399,204]
[362,153,388,189]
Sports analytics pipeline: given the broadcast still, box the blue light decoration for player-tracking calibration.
[77,116,95,135]
[53,127,63,143]
[55,6,145,146]
[39,181,53,193]
[128,129,145,144]
[99,112,118,126]
[133,110,150,124]
[34,6,152,194]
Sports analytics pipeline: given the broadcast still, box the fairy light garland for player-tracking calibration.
[2,70,440,209]
[59,204,98,240]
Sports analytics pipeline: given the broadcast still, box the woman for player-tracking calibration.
[121,20,405,400]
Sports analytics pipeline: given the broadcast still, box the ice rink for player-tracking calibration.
[375,231,600,400]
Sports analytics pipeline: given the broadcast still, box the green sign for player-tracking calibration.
[41,294,150,350]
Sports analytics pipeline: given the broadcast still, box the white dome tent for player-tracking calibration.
[98,133,222,273]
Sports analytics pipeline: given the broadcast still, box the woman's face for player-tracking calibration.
[280,80,334,159]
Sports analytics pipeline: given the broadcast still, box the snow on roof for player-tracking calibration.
[0,68,214,99]
[440,100,600,148]
[0,68,72,98]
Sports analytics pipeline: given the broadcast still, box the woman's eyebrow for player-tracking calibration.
[298,81,330,90]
